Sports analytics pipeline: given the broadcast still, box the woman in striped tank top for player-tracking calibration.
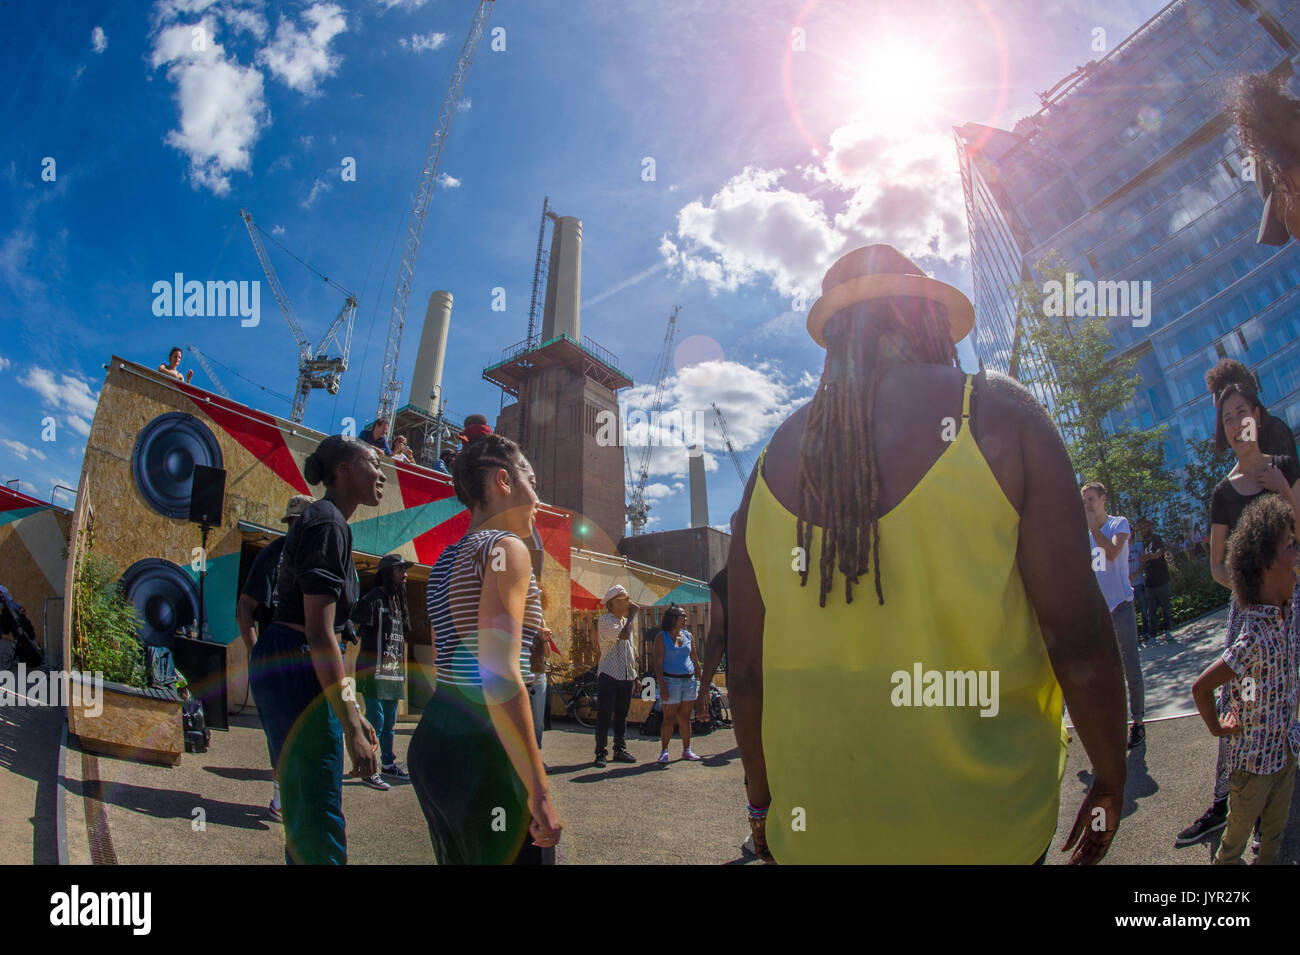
[408,431,563,864]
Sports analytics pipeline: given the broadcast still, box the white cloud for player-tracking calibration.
[256,3,347,97]
[271,223,285,235]
[18,366,100,422]
[621,359,812,482]
[91,26,108,53]
[65,416,92,438]
[149,13,269,196]
[301,177,331,208]
[399,31,448,52]
[660,167,839,302]
[436,172,460,189]
[457,97,471,112]
[0,231,40,295]
[0,356,10,372]
[373,0,428,9]
[643,482,677,501]
[1,439,46,462]
[660,115,969,305]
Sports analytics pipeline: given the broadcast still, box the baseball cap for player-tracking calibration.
[1255,159,1291,246]
[281,495,315,522]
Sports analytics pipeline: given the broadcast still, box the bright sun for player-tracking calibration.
[852,41,947,128]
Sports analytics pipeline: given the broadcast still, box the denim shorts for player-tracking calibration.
[662,675,699,704]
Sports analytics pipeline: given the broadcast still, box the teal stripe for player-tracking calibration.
[0,506,45,528]
[350,497,467,557]
[654,581,712,606]
[182,553,242,646]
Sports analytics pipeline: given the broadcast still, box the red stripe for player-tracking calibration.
[177,383,310,494]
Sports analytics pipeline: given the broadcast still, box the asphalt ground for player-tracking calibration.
[28,604,1300,864]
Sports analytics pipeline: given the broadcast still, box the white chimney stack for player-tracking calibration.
[689,445,709,528]
[542,216,581,342]
[408,290,453,412]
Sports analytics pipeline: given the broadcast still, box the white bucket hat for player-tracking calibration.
[603,584,629,605]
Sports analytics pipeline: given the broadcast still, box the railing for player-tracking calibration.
[493,333,624,372]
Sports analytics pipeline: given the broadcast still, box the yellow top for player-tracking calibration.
[748,374,1067,864]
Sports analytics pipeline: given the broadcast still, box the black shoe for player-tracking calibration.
[1176,807,1227,846]
[612,748,637,763]
[1127,722,1145,750]
[593,752,607,768]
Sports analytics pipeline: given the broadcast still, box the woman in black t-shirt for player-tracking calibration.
[1178,384,1300,845]
[249,435,384,865]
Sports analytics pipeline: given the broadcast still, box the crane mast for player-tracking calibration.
[187,345,233,400]
[626,306,680,536]
[712,402,751,483]
[241,208,358,423]
[374,0,496,430]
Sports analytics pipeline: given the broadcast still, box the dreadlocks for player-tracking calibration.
[795,296,959,607]
[382,566,411,631]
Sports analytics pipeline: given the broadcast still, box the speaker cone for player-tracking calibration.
[132,412,224,519]
[120,558,199,647]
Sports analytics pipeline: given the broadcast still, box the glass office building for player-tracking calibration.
[955,0,1300,477]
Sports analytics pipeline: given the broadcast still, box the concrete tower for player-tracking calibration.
[407,290,453,412]
[688,446,709,528]
[541,216,581,342]
[485,210,630,549]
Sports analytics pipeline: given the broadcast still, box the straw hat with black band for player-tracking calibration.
[806,244,975,348]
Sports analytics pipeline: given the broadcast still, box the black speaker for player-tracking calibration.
[188,464,226,526]
[172,633,229,730]
[132,412,224,519]
[120,558,199,648]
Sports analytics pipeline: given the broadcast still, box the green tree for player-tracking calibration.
[1182,435,1236,527]
[1013,253,1177,518]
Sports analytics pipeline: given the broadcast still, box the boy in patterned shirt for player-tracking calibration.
[1192,495,1300,864]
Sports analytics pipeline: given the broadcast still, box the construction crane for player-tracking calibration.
[626,306,680,536]
[374,0,495,431]
[187,345,233,400]
[711,402,752,483]
[526,196,556,350]
[240,209,358,423]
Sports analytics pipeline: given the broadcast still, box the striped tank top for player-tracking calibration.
[426,528,543,689]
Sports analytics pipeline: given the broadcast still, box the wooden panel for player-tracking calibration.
[69,684,183,767]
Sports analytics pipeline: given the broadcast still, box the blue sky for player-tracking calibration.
[2,0,1163,530]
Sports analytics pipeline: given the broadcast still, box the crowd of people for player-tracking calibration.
[226,71,1300,865]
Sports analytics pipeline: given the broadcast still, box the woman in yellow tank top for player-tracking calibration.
[727,245,1130,864]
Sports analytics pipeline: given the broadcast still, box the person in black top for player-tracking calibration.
[1177,382,1300,847]
[248,435,383,865]
[236,493,314,821]
[1136,518,1173,644]
[1204,359,1299,463]
[352,553,413,791]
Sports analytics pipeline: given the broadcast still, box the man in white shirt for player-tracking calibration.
[1082,482,1146,750]
[593,584,640,768]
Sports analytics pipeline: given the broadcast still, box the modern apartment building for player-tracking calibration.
[956,0,1300,475]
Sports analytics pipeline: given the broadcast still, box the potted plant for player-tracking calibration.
[68,522,183,766]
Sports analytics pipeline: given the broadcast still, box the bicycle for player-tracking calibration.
[552,666,601,727]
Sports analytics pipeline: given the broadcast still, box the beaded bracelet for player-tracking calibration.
[747,801,769,821]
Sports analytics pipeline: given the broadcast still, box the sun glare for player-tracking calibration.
[852,41,947,129]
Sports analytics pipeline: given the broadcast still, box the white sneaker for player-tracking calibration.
[362,773,391,791]
[657,751,670,764]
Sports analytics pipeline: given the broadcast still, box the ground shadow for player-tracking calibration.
[0,704,63,863]
[64,776,275,831]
